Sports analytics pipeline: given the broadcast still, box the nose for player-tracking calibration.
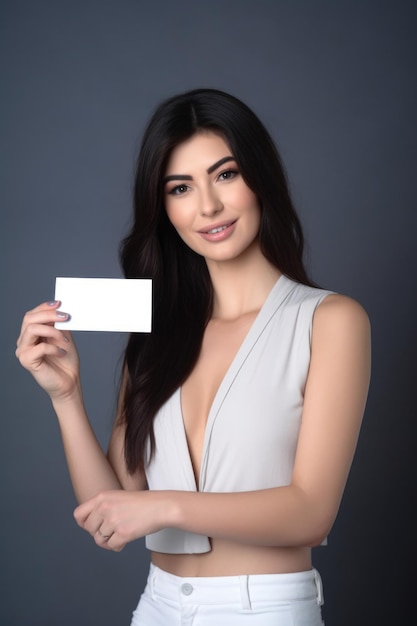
[198,185,223,217]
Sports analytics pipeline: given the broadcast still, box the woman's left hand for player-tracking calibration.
[73,490,169,552]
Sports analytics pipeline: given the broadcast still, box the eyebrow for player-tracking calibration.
[163,156,235,184]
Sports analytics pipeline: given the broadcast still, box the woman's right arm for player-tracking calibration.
[15,300,145,503]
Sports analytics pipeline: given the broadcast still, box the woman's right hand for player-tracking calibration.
[16,300,80,401]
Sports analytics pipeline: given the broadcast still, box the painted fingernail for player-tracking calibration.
[56,311,69,319]
[58,348,67,355]
[63,334,70,342]
[48,300,59,306]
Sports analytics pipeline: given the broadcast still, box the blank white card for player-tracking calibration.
[54,277,152,332]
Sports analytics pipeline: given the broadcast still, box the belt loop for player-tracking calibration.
[239,575,252,610]
[150,564,157,600]
[313,568,324,606]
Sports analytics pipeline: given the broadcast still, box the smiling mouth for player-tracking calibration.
[206,225,229,234]
[201,220,236,235]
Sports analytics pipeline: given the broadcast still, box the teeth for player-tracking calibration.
[207,225,228,234]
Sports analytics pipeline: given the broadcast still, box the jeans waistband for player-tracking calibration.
[148,563,324,609]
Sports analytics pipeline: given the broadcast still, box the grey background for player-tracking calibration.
[1,1,415,624]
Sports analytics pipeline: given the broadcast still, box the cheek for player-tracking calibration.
[242,191,261,220]
[232,184,259,211]
[165,203,191,234]
[165,200,179,227]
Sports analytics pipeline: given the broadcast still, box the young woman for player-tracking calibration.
[16,89,371,625]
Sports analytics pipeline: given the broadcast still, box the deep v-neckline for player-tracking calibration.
[176,274,291,491]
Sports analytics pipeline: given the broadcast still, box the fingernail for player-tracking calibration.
[56,311,69,319]
[63,334,70,342]
[48,300,59,306]
[58,348,67,355]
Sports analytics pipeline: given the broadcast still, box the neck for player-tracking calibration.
[206,244,282,320]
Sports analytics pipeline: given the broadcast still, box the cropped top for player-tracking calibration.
[145,275,333,554]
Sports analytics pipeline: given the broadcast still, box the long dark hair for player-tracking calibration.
[119,88,313,474]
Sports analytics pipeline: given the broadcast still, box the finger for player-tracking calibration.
[60,330,72,344]
[17,322,69,353]
[73,499,96,527]
[17,341,69,369]
[19,301,69,330]
[20,307,70,337]
[73,493,108,530]
[104,537,125,552]
[97,528,114,541]
[27,300,62,315]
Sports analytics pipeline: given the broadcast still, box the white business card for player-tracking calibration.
[54,277,152,332]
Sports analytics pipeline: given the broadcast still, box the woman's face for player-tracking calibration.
[163,132,261,264]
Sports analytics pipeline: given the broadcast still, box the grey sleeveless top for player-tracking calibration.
[145,275,333,554]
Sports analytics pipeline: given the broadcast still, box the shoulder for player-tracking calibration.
[312,293,371,360]
[304,293,371,429]
[314,293,370,333]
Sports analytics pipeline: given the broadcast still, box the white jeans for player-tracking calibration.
[130,563,324,625]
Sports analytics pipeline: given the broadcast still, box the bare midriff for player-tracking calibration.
[152,541,312,577]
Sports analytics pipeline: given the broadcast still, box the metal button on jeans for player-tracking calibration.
[181,583,193,596]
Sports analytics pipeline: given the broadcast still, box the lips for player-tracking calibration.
[198,220,237,242]
[199,220,236,234]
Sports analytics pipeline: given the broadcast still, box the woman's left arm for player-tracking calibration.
[74,295,371,551]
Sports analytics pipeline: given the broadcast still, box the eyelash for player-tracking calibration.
[167,169,239,196]
[218,169,238,181]
[168,184,189,196]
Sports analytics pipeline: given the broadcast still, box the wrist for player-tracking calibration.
[51,384,85,414]
[151,491,183,532]
[163,490,188,531]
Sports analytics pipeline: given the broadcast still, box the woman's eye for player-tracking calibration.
[218,169,238,181]
[168,184,189,196]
